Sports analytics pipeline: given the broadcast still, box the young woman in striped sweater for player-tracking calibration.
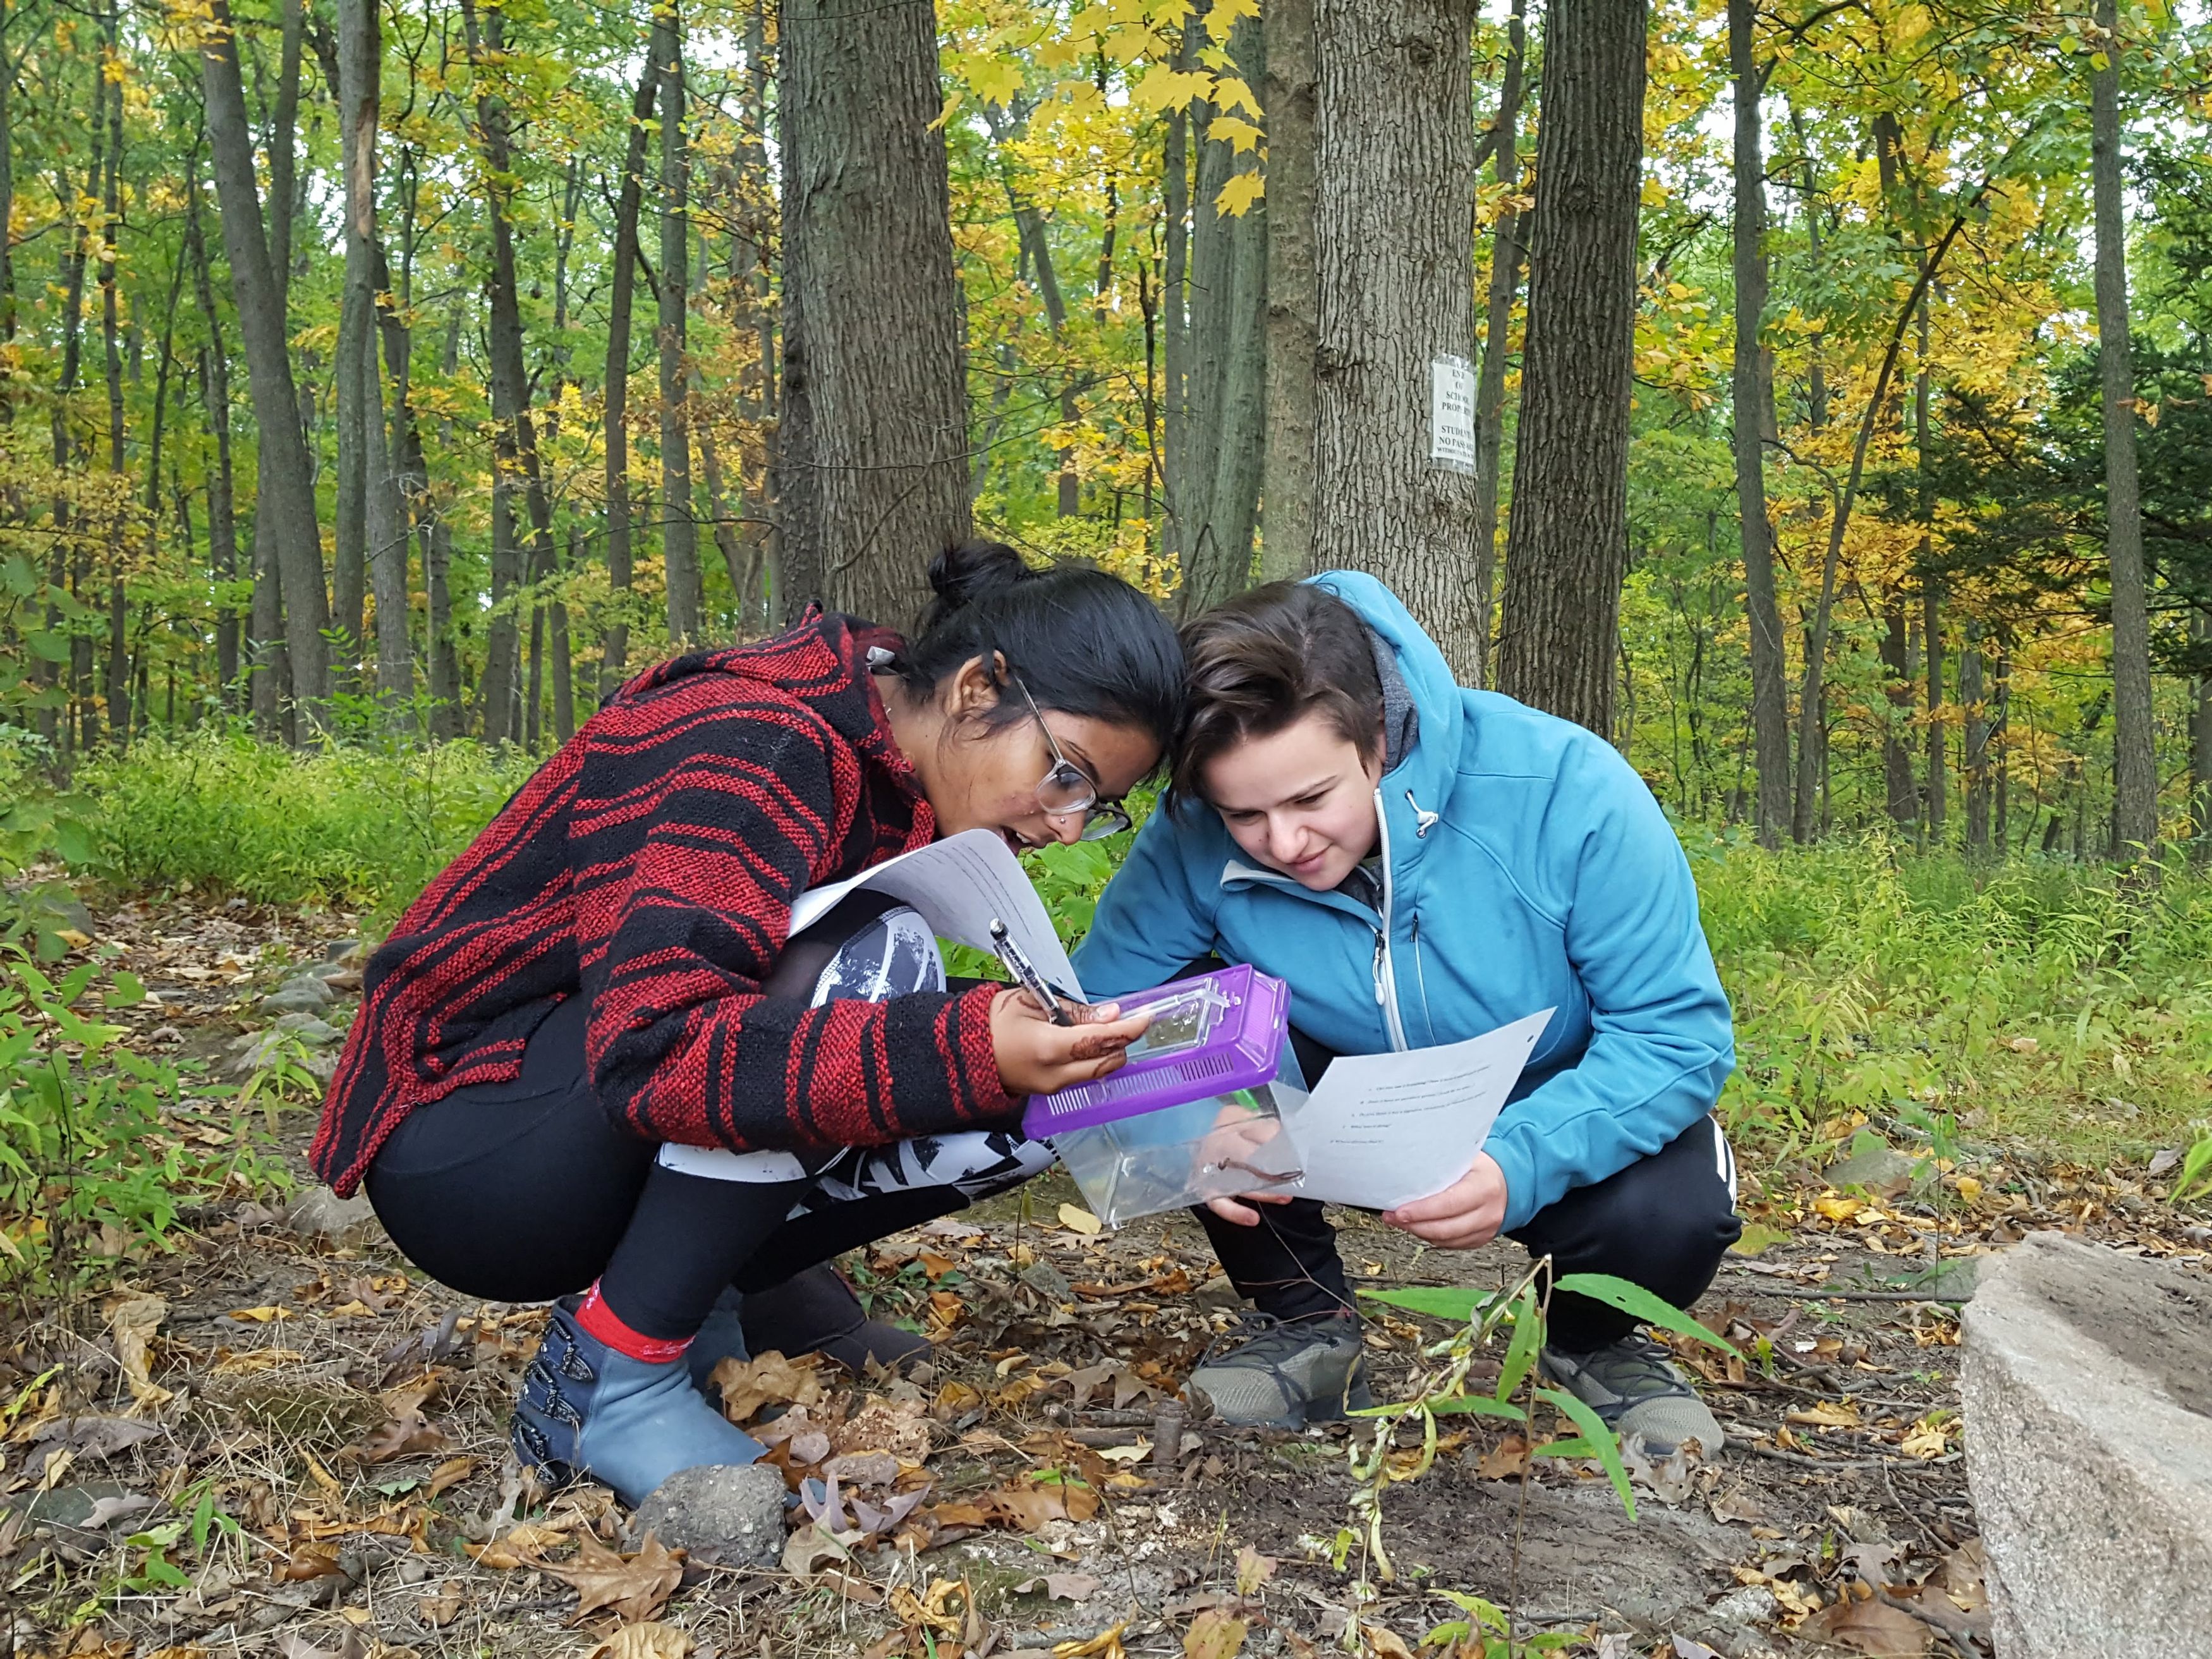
[315,544,1181,1505]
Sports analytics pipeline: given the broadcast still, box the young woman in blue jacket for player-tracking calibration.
[1071,574,1741,1455]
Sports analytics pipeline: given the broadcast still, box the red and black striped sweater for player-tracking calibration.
[312,614,1014,1196]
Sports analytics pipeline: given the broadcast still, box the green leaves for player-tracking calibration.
[1555,1272,1741,1359]
[1534,1386,1636,1521]
[1359,1285,1486,1323]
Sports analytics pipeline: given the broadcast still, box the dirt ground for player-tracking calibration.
[6,891,2208,1659]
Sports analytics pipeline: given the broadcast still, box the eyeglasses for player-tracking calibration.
[1015,678,1132,841]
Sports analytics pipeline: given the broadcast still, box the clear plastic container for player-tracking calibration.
[1048,1035,1310,1227]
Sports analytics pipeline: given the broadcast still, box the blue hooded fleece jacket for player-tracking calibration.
[1069,572,1735,1234]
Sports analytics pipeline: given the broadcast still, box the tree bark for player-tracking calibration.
[1962,621,1989,858]
[779,0,973,627]
[601,64,655,694]
[1917,299,1943,843]
[2093,0,2156,858]
[1729,0,1788,844]
[201,0,331,726]
[656,3,700,640]
[332,0,381,681]
[459,0,561,743]
[1172,8,1267,618]
[268,0,303,311]
[1468,0,1529,690]
[1879,598,1917,827]
[1313,0,1481,675]
[98,44,126,744]
[186,181,241,707]
[2191,605,2211,858]
[1259,0,1316,583]
[1493,0,1646,725]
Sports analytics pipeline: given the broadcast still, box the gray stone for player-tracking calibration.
[1018,1259,1074,1301]
[260,975,334,1014]
[286,1186,382,1244]
[1821,1141,1919,1197]
[631,1462,787,1569]
[324,939,364,964]
[1962,1231,2212,1659]
[272,1012,344,1047]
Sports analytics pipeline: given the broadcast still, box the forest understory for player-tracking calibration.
[4,889,2204,1659]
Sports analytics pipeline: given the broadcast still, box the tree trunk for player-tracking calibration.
[2191,606,2211,859]
[200,0,331,726]
[98,51,126,744]
[657,4,701,640]
[1312,0,1482,675]
[1259,0,1316,583]
[1917,298,1943,844]
[1729,0,1788,844]
[459,0,562,743]
[779,0,973,627]
[427,312,461,734]
[1468,0,1529,690]
[602,64,655,694]
[1172,8,1267,618]
[268,0,303,311]
[1880,598,1917,829]
[1963,622,1989,858]
[332,0,381,683]
[188,183,242,705]
[1493,0,1646,724]
[2093,0,2156,858]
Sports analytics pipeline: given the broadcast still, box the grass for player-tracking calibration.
[40,738,2212,1172]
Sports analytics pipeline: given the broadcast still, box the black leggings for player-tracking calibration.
[1199,1023,1742,1352]
[365,894,1011,1342]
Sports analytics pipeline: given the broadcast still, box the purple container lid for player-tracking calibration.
[1021,962,1289,1137]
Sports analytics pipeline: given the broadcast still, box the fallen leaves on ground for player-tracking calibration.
[1804,1585,1935,1655]
[1184,1609,1249,1659]
[1015,1572,1103,1602]
[588,1623,693,1659]
[1057,1203,1104,1236]
[104,1294,171,1408]
[1054,1626,1127,1658]
[708,1350,825,1424]
[545,1532,686,1624]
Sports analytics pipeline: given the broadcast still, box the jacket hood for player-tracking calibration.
[1308,570,1465,842]
[609,609,913,779]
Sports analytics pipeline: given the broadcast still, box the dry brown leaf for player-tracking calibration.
[416,1583,463,1627]
[1016,1572,1103,1602]
[1806,1589,1935,1656]
[105,1294,172,1408]
[1057,1203,1104,1236]
[994,1474,1099,1531]
[782,1521,853,1577]
[1786,1398,1863,1430]
[545,1531,685,1624]
[1359,1627,1415,1659]
[1054,1626,1127,1658]
[274,1545,349,1583]
[343,1406,451,1465]
[1233,1545,1275,1598]
[425,1455,477,1498]
[833,1396,933,1462]
[708,1349,825,1425]
[1935,1538,1988,1612]
[463,1519,576,1570]
[1710,1486,1768,1525]
[1473,1433,1530,1480]
[1184,1609,1248,1659]
[588,1624,693,1659]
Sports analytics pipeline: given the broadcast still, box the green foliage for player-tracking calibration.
[68,727,537,922]
[0,949,288,1290]
[2173,1132,2212,1205]
[1691,832,2212,1163]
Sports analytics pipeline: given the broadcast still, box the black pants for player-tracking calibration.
[1198,1026,1741,1353]
[364,894,1030,1342]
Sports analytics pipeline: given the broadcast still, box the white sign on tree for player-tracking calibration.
[1430,353,1478,475]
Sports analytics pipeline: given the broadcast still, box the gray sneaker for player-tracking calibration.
[1539,1331,1725,1458]
[1186,1313,1376,1430]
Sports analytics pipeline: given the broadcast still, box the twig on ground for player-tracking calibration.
[1726,1437,1963,1472]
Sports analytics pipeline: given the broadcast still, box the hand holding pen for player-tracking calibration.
[983,917,1152,1096]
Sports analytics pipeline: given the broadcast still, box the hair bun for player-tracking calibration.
[925,540,1033,621]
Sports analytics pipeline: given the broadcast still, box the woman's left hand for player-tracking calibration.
[1382,1153,1509,1249]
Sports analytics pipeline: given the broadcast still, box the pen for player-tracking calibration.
[988,918,1074,1026]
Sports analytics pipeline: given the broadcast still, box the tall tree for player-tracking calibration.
[1311,0,1482,678]
[601,66,657,693]
[199,0,331,726]
[185,181,241,705]
[1729,0,1788,843]
[656,3,701,641]
[1494,0,1648,727]
[1259,0,1316,584]
[1166,6,1265,618]
[780,0,973,626]
[1468,0,1529,688]
[2093,0,2156,856]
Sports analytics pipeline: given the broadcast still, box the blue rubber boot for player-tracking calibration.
[511,1297,767,1507]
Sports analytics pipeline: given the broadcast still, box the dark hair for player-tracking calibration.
[1172,581,1383,804]
[887,540,1185,757]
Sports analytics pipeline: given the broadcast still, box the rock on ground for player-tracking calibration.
[286,1187,382,1244]
[1962,1230,2212,1659]
[631,1462,787,1569]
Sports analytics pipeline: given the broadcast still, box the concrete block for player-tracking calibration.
[1962,1231,2212,1659]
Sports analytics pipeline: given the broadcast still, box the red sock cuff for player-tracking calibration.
[575,1283,694,1365]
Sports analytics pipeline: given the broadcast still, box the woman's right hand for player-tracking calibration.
[990,988,1152,1099]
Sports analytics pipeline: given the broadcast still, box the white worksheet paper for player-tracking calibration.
[787,829,1086,1000]
[1279,1008,1554,1210]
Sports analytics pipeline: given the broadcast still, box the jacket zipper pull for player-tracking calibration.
[1406,789,1440,839]
[1373,929,1389,1006]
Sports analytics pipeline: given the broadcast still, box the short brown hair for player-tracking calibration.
[1172,582,1383,805]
